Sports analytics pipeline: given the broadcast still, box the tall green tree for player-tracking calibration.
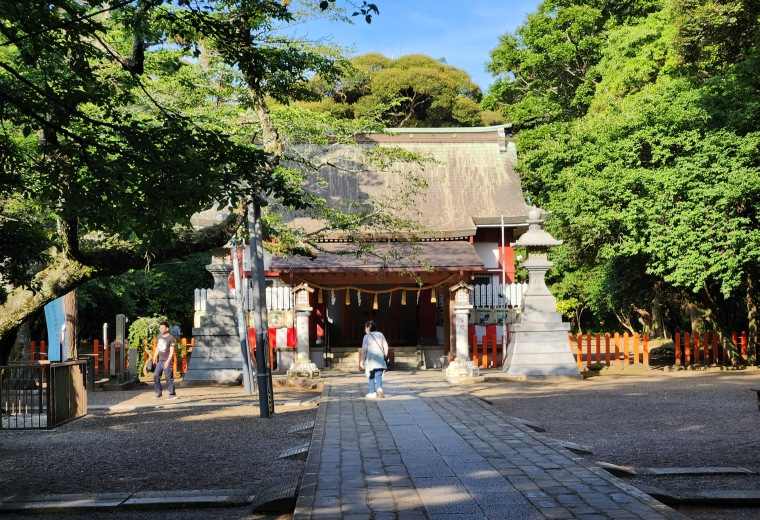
[302,53,495,127]
[486,0,760,362]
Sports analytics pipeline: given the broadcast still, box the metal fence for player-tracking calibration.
[1,360,88,430]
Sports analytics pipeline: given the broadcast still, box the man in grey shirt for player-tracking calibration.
[152,321,178,399]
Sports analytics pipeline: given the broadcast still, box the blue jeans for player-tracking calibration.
[154,360,175,397]
[368,369,384,393]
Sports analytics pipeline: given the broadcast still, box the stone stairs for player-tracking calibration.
[327,346,423,371]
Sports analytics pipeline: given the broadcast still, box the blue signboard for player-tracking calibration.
[44,298,65,362]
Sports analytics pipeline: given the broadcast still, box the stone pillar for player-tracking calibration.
[184,248,245,385]
[502,209,581,380]
[445,282,479,378]
[288,284,319,379]
[295,308,311,360]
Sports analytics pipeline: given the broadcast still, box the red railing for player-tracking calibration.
[568,333,650,367]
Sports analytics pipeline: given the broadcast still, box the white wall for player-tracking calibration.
[473,242,500,269]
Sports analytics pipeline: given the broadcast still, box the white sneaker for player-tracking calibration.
[365,392,377,398]
[376,388,385,398]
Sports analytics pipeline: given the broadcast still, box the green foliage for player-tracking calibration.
[77,253,212,339]
[302,53,490,127]
[497,0,760,353]
[127,314,168,375]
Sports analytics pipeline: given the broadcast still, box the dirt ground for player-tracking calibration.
[467,368,760,520]
[0,383,321,498]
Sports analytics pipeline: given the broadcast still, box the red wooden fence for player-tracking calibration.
[673,331,756,367]
[570,331,758,368]
[568,333,650,367]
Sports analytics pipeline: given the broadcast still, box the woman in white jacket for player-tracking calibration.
[359,320,388,398]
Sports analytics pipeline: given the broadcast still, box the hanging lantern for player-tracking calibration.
[401,290,407,306]
[430,288,437,303]
[373,293,378,310]
[318,288,323,304]
[345,288,350,305]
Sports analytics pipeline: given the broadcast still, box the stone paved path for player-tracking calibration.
[294,373,689,520]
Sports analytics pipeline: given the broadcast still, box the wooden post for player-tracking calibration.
[40,340,47,360]
[712,332,719,365]
[605,333,611,365]
[675,332,681,366]
[492,335,498,368]
[576,333,583,369]
[694,332,700,364]
[741,331,748,360]
[702,332,709,364]
[684,332,691,366]
[633,333,640,364]
[473,335,479,365]
[614,333,620,365]
[93,339,99,373]
[643,333,649,366]
[586,333,592,368]
[104,339,110,374]
[623,332,630,366]
[723,333,729,366]
[30,341,37,361]
[482,337,489,370]
[596,333,601,364]
[269,340,275,371]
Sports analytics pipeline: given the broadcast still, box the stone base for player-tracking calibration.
[103,377,138,391]
[287,361,320,380]
[445,358,480,378]
[499,319,581,380]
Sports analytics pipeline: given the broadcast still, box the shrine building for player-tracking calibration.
[264,125,533,370]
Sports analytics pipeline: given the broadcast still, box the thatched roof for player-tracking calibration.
[281,125,530,239]
[191,125,531,238]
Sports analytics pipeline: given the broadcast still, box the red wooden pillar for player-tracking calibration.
[586,333,592,368]
[491,335,498,368]
[684,332,691,366]
[576,333,583,369]
[623,332,630,366]
[605,333,611,365]
[712,333,719,365]
[643,333,649,366]
[482,337,489,369]
[40,340,47,361]
[613,333,620,365]
[741,331,748,360]
[702,332,709,364]
[30,341,37,361]
[694,332,700,364]
[675,332,681,366]
[104,339,110,373]
[633,333,640,364]
[595,333,601,364]
[93,339,100,373]
[473,335,479,365]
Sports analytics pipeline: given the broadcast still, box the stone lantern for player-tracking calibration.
[445,281,479,378]
[501,208,581,379]
[288,283,320,380]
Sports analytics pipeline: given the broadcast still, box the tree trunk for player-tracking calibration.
[62,289,78,360]
[747,271,757,364]
[688,302,703,338]
[8,319,31,362]
[696,284,743,365]
[0,208,247,360]
[652,305,667,339]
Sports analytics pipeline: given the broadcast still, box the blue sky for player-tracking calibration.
[291,0,542,91]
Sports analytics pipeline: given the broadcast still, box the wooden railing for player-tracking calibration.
[568,333,650,368]
[673,331,757,367]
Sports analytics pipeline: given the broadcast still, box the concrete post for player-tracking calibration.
[446,282,479,378]
[295,308,311,360]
